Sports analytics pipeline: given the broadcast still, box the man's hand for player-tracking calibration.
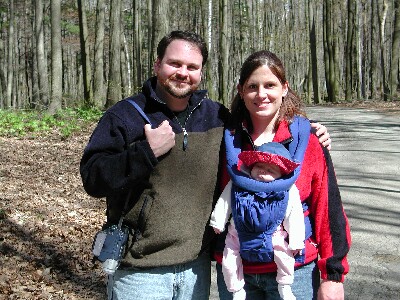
[317,280,344,300]
[144,120,175,157]
[311,122,332,150]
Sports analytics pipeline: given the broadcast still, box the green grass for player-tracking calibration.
[0,107,104,138]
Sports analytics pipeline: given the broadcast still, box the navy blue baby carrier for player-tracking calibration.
[224,116,312,263]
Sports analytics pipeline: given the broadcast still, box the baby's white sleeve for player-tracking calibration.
[209,181,233,232]
[283,185,306,250]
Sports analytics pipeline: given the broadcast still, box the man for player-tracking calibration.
[80,30,331,300]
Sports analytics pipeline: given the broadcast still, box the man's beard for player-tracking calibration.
[162,76,198,99]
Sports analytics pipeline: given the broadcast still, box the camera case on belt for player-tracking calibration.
[92,225,129,274]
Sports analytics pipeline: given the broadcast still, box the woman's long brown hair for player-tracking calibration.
[230,50,307,131]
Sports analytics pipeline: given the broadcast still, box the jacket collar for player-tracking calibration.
[240,119,294,150]
[273,120,293,145]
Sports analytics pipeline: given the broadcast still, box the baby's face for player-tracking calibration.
[250,162,282,182]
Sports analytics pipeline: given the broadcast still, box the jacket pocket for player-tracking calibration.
[124,192,154,258]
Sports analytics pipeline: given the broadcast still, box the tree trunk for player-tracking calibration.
[345,0,355,101]
[332,1,341,102]
[22,0,33,108]
[389,0,400,100]
[147,0,153,77]
[93,0,106,108]
[370,0,378,100]
[35,0,49,108]
[0,38,6,108]
[378,0,389,101]
[205,0,216,101]
[48,0,62,114]
[323,0,339,102]
[133,0,142,89]
[150,0,169,66]
[218,0,229,105]
[121,29,132,97]
[6,0,15,108]
[106,0,122,107]
[308,1,320,104]
[357,0,365,99]
[77,0,93,106]
[13,17,20,108]
[323,0,331,102]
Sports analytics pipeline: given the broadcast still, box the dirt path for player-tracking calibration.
[306,106,400,300]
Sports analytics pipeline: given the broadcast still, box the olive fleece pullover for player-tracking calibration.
[80,77,231,267]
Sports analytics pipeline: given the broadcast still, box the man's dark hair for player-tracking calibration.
[157,31,208,66]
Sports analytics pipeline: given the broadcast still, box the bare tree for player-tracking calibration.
[2,0,400,110]
[323,0,340,102]
[106,0,122,107]
[308,1,320,104]
[0,38,6,108]
[378,0,389,101]
[6,0,15,108]
[218,0,229,105]
[370,0,379,100]
[48,0,62,114]
[389,0,400,100]
[29,1,39,109]
[34,0,49,108]
[147,0,153,77]
[204,0,217,102]
[356,0,365,99]
[77,0,93,106]
[121,22,132,97]
[93,0,106,107]
[345,0,356,101]
[149,0,169,68]
[132,0,142,89]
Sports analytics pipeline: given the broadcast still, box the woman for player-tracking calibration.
[214,50,351,300]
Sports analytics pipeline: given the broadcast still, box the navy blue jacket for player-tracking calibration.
[80,77,231,267]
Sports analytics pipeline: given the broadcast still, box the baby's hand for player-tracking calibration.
[213,228,221,234]
[232,288,246,300]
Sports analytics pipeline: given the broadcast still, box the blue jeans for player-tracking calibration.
[216,261,320,300]
[107,253,211,300]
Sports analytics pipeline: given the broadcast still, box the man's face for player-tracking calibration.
[154,39,203,100]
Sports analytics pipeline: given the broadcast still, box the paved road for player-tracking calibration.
[210,106,400,300]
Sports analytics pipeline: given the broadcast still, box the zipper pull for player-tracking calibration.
[182,128,188,151]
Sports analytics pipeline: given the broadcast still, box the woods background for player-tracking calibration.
[0,0,399,113]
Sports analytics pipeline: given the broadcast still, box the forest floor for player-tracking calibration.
[0,100,399,300]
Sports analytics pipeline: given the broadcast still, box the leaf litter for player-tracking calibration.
[0,123,107,299]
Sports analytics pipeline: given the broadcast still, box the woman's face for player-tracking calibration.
[239,65,288,122]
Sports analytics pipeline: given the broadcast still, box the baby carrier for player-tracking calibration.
[224,116,312,263]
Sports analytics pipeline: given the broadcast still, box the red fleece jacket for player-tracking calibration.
[215,120,351,282]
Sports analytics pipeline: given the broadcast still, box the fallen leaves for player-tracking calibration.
[0,125,107,299]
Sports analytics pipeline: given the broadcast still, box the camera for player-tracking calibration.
[92,225,129,274]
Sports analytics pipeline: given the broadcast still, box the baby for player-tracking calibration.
[210,142,305,300]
